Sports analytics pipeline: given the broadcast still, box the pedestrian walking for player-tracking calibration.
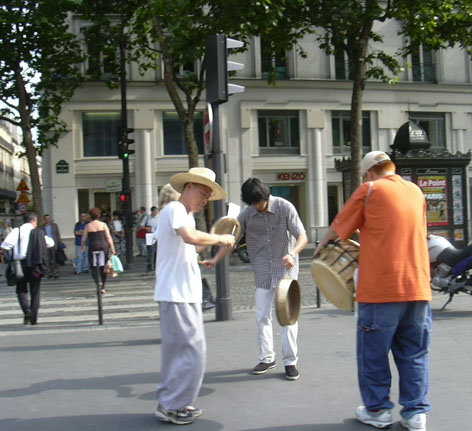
[0,213,54,325]
[73,212,89,274]
[142,206,159,272]
[39,214,62,279]
[109,211,126,258]
[154,167,235,425]
[135,206,148,257]
[315,151,432,431]
[81,207,116,294]
[205,178,308,381]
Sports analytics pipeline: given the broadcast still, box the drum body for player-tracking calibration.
[210,216,241,240]
[275,278,301,326]
[311,239,359,312]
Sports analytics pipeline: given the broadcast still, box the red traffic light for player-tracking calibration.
[119,193,128,203]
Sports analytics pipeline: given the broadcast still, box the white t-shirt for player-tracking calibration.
[154,201,202,303]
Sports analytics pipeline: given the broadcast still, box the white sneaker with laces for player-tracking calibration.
[355,406,393,429]
[400,413,427,431]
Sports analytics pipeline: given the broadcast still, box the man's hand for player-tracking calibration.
[218,234,235,248]
[200,258,217,270]
[282,254,295,269]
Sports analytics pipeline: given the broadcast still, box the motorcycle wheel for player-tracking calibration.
[238,246,250,263]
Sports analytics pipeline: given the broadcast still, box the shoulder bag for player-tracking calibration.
[5,229,25,286]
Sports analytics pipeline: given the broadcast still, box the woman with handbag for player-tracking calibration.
[81,207,116,294]
[0,213,54,325]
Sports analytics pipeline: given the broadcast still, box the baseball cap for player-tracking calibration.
[361,151,391,175]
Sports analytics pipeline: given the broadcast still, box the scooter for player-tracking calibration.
[428,234,472,311]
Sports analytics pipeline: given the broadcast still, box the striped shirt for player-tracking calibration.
[238,196,306,290]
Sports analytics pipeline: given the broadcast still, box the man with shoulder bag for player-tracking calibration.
[1,213,55,325]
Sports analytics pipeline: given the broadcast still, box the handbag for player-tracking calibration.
[5,229,25,286]
[111,255,124,273]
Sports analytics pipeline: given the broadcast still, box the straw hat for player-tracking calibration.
[170,167,226,201]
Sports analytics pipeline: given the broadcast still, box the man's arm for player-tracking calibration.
[177,226,235,248]
[282,231,308,269]
[314,226,339,256]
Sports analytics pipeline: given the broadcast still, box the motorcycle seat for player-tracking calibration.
[437,245,472,267]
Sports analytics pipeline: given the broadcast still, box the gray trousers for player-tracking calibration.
[156,302,206,411]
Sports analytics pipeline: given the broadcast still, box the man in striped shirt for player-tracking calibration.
[206,178,308,380]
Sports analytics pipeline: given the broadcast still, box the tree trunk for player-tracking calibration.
[15,67,44,221]
[349,18,374,195]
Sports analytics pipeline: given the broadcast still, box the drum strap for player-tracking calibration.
[364,181,374,207]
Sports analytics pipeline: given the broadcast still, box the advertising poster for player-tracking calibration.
[452,174,464,225]
[417,176,448,226]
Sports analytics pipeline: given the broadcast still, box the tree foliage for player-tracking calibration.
[0,0,84,219]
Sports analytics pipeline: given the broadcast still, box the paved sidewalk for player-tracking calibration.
[1,293,472,431]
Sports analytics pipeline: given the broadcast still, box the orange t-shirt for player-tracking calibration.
[332,174,431,303]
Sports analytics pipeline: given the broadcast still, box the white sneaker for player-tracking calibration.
[400,413,427,431]
[355,406,393,429]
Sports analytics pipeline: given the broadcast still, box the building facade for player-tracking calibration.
[43,16,472,248]
[0,120,31,227]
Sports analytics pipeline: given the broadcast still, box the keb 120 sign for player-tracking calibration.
[277,172,306,181]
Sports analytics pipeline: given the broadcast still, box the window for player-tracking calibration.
[261,39,288,80]
[412,46,436,83]
[163,112,204,155]
[81,27,118,78]
[258,110,299,154]
[335,49,353,80]
[332,111,371,154]
[409,112,445,150]
[83,112,120,157]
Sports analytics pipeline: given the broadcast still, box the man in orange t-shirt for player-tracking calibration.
[316,151,432,431]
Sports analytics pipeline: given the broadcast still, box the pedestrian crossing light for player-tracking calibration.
[118,127,135,159]
[206,34,245,104]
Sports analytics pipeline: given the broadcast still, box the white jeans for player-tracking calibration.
[255,287,298,366]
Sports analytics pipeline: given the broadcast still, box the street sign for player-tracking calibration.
[17,191,31,203]
[204,103,213,154]
[18,202,28,213]
[17,179,29,191]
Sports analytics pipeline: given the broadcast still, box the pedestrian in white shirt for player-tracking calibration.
[0,213,55,325]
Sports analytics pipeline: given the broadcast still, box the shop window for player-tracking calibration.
[412,46,436,83]
[409,112,445,150]
[332,111,371,155]
[163,112,204,155]
[83,112,120,157]
[261,39,289,80]
[258,110,300,155]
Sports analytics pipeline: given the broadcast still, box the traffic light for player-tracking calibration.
[119,191,129,203]
[206,34,245,104]
[118,127,135,159]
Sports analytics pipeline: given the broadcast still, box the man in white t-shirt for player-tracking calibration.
[154,167,235,425]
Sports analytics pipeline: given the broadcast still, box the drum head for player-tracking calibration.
[311,260,355,312]
[210,216,241,240]
[275,279,301,326]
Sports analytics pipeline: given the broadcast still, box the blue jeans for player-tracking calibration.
[357,301,432,419]
[74,245,89,273]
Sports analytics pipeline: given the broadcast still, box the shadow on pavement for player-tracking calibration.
[0,337,160,352]
[0,415,224,431]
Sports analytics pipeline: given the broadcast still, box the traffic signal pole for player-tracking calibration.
[211,102,232,321]
[119,13,134,270]
[205,34,245,321]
